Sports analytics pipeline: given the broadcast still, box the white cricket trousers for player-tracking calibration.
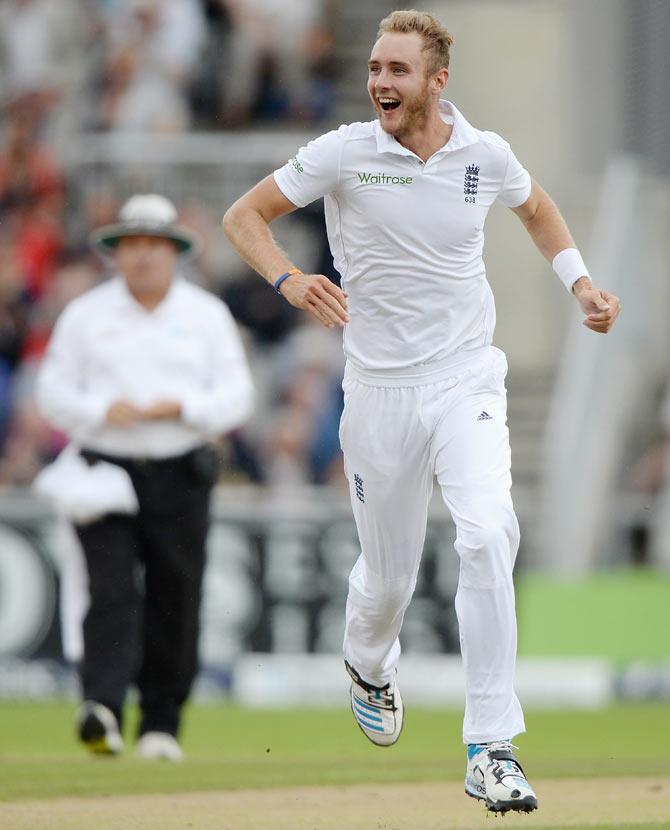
[340,346,525,745]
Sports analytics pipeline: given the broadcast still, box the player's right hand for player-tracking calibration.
[279,272,349,328]
[106,400,145,428]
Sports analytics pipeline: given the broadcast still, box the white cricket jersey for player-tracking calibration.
[274,100,531,372]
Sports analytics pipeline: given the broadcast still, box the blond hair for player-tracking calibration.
[377,9,454,75]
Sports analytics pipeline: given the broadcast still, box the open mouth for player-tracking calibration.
[378,97,401,112]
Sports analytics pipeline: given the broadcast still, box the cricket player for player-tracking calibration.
[223,10,620,814]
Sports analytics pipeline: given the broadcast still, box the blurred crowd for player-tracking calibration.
[0,0,346,490]
[0,0,337,134]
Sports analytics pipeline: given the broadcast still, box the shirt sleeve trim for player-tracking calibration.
[499,174,532,208]
[273,169,305,208]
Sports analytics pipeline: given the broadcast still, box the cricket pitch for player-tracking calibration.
[1,776,668,830]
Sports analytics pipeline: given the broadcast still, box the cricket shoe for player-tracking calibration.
[76,701,123,756]
[345,660,403,747]
[465,740,538,813]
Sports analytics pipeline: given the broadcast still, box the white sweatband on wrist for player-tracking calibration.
[552,248,590,292]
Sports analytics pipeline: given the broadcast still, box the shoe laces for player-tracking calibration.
[484,741,526,779]
[352,680,396,711]
[485,740,518,753]
[346,661,397,710]
[366,684,396,710]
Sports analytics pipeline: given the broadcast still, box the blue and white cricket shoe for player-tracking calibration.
[345,661,403,747]
[465,740,538,813]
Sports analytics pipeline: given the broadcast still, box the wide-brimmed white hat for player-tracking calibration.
[90,194,201,258]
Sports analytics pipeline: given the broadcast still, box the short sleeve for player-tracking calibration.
[273,129,342,208]
[497,143,532,208]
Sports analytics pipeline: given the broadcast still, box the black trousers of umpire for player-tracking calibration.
[74,448,214,738]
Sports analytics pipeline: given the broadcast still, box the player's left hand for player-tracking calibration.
[572,279,621,334]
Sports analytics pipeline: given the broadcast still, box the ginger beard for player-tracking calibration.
[371,75,433,142]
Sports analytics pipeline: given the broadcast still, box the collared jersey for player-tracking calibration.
[36,276,254,459]
[274,100,531,371]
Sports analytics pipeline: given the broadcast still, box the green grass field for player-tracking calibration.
[0,703,670,830]
[1,701,669,829]
[517,568,670,662]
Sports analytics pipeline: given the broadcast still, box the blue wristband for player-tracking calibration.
[274,268,301,295]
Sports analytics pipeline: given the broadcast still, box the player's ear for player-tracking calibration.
[433,67,449,93]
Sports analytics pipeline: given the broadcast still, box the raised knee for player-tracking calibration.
[348,561,415,617]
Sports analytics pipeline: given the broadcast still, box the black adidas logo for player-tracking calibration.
[477,411,492,421]
[354,473,365,503]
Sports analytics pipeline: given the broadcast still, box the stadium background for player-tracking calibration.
[0,3,669,824]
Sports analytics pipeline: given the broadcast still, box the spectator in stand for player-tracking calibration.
[189,0,234,126]
[0,234,31,451]
[0,251,101,484]
[0,235,31,374]
[0,100,65,300]
[12,191,65,301]
[0,100,63,215]
[219,0,335,126]
[97,0,206,132]
[0,0,92,139]
[264,319,344,486]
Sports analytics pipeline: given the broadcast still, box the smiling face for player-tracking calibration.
[367,32,448,142]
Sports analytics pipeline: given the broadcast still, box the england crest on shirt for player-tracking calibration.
[464,164,480,203]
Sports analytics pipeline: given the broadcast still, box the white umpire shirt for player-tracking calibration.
[36,275,254,459]
[274,100,532,372]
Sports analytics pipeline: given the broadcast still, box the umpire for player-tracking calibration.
[36,195,254,760]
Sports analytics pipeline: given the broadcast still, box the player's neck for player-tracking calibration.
[395,113,453,162]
